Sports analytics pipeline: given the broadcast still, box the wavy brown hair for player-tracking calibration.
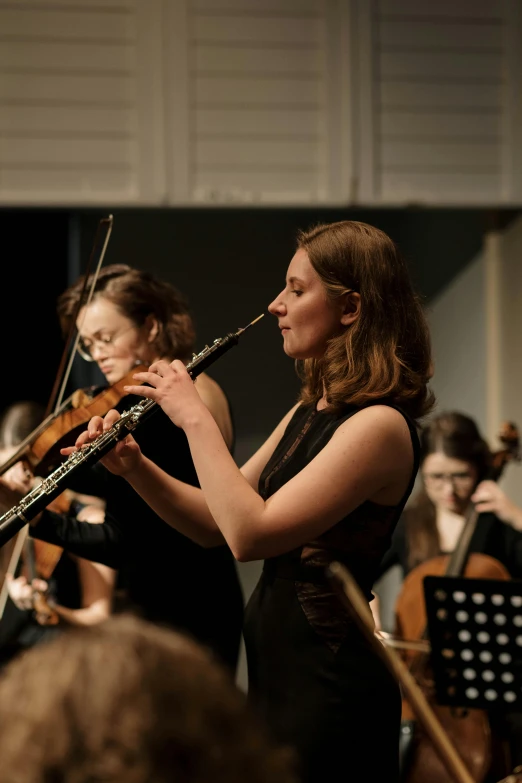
[296,221,433,421]
[58,264,196,362]
[0,614,298,783]
[405,411,492,569]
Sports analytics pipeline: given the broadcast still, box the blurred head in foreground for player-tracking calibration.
[0,614,297,783]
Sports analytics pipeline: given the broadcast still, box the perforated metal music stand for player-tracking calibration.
[423,575,522,712]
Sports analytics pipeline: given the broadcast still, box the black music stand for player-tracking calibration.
[424,575,522,712]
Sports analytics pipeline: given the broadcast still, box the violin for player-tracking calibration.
[1,367,147,478]
[0,366,147,626]
[393,422,521,783]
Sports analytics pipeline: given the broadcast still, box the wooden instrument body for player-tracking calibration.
[396,554,511,782]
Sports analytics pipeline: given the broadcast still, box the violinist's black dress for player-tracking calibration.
[243,402,420,783]
[31,393,244,672]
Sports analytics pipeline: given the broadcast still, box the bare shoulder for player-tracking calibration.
[195,371,228,403]
[337,404,412,440]
[332,405,414,502]
[195,372,234,448]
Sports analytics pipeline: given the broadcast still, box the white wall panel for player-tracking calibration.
[2,0,520,206]
[0,0,166,205]
[167,0,352,205]
[427,253,488,430]
[357,0,517,205]
[498,216,522,506]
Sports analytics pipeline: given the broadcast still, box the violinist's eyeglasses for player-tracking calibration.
[77,324,137,362]
[423,471,475,490]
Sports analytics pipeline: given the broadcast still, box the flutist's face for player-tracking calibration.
[268,249,352,360]
[76,298,158,385]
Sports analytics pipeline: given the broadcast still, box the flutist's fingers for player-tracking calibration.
[90,409,121,435]
[124,360,204,431]
[60,410,122,456]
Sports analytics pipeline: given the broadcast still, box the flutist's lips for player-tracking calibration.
[279,325,290,333]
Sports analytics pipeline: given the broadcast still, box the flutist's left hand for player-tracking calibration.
[60,409,143,478]
[124,360,209,431]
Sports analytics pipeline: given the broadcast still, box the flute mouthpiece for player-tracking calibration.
[237,313,265,335]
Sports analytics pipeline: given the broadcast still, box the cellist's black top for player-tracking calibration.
[376,512,522,580]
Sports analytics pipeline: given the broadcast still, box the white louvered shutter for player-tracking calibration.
[0,0,166,205]
[165,0,352,205]
[356,0,521,205]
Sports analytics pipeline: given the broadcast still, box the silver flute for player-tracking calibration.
[0,316,263,547]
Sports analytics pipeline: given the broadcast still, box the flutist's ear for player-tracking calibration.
[340,291,361,327]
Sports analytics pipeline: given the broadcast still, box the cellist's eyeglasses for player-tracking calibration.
[423,471,475,490]
[77,324,137,362]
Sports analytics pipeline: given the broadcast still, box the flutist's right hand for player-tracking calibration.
[60,409,143,477]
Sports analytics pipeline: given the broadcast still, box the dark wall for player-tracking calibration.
[74,206,501,439]
[2,206,518,449]
[0,209,69,414]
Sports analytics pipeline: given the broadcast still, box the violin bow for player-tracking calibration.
[49,214,114,415]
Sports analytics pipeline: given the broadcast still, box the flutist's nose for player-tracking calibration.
[268,294,285,316]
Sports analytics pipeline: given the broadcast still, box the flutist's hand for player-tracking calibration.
[123,360,209,431]
[60,409,143,477]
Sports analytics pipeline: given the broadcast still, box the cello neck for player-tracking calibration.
[445,438,516,578]
[445,504,480,577]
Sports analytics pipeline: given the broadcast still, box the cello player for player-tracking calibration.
[373,410,522,778]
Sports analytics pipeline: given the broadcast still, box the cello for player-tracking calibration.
[328,559,522,783]
[392,422,521,782]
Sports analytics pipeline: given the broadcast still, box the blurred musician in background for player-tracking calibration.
[28,264,244,673]
[0,400,115,667]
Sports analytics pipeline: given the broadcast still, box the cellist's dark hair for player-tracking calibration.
[405,411,492,569]
[58,264,196,362]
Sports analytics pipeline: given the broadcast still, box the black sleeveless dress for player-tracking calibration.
[243,402,420,783]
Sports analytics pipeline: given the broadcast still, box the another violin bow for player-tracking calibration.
[50,214,114,415]
[327,561,474,783]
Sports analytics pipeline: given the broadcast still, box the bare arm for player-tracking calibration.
[177,402,413,561]
[90,402,300,548]
[118,360,414,561]
[67,358,413,560]
[193,372,234,450]
[52,557,116,626]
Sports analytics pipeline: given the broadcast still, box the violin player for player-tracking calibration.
[29,264,244,673]
[0,400,115,667]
